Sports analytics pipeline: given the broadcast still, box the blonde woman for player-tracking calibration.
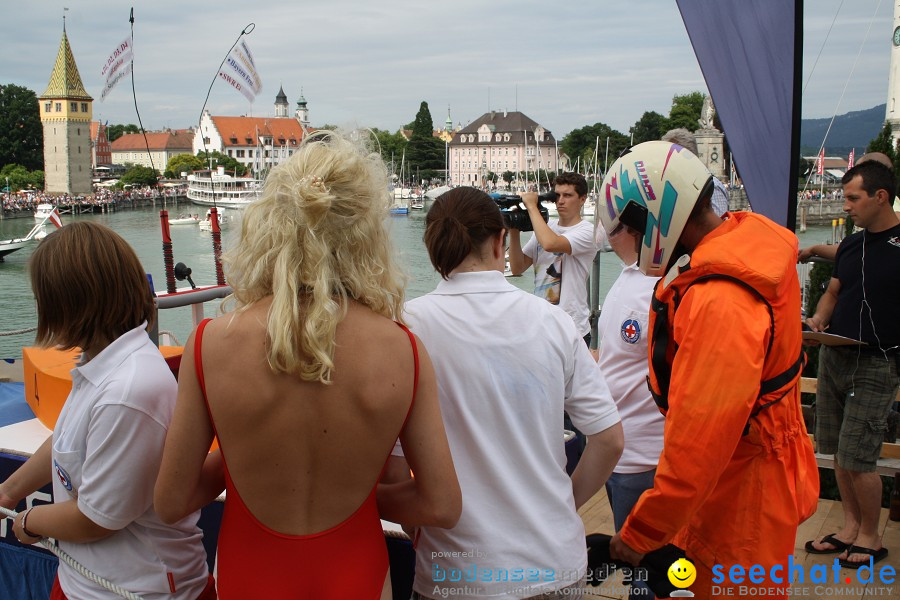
[154,132,461,599]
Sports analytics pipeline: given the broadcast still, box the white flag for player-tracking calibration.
[218,40,262,102]
[100,36,134,102]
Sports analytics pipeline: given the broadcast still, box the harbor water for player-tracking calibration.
[0,204,837,359]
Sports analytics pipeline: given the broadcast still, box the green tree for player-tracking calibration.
[0,163,43,191]
[165,153,206,178]
[120,164,159,187]
[197,150,247,176]
[630,110,667,145]
[0,84,43,171]
[371,128,408,168]
[405,102,444,181]
[666,91,706,132]
[106,123,140,142]
[502,170,515,186]
[561,123,629,173]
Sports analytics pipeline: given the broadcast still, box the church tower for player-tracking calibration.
[39,23,93,195]
[888,1,900,144]
[296,91,310,129]
[274,85,289,118]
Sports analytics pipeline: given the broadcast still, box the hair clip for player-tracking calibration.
[299,175,328,192]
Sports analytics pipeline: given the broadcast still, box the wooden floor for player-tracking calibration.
[577,489,899,599]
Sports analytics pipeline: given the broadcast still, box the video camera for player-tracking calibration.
[492,191,558,231]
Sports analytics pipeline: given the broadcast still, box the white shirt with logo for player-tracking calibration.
[522,219,596,336]
[51,324,209,599]
[597,262,666,473]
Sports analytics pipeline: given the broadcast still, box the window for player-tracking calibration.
[204,137,210,145]
[44,102,51,112]
[81,103,88,112]
[70,102,78,111]
[237,150,245,158]
[227,150,233,157]
[55,103,61,112]
[77,128,80,135]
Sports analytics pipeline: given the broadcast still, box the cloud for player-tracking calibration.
[3,0,891,137]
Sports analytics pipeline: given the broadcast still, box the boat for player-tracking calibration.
[32,203,54,222]
[186,167,262,209]
[169,214,200,225]
[410,196,424,210]
[389,200,410,215]
[0,212,59,261]
[198,208,227,231]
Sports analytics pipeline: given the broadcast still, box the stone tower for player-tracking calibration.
[274,85,289,118]
[888,1,900,144]
[39,24,93,195]
[296,91,309,129]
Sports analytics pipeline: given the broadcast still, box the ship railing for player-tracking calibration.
[149,284,232,347]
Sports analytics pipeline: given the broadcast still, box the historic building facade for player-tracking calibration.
[111,131,194,170]
[39,26,93,195]
[448,111,558,187]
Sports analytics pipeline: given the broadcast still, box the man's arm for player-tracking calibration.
[806,276,840,332]
[507,229,532,276]
[522,192,572,254]
[798,244,837,263]
[571,424,623,509]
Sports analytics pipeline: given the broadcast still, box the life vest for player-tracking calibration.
[646,213,805,432]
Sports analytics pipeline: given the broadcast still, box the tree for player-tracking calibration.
[370,128,408,168]
[120,164,159,187]
[502,170,515,186]
[106,123,140,142]
[197,150,247,176]
[630,111,667,145]
[0,163,43,191]
[405,102,445,181]
[0,84,43,171]
[560,123,629,174]
[164,153,206,178]
[666,91,706,132]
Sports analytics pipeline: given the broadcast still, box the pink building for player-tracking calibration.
[449,111,558,187]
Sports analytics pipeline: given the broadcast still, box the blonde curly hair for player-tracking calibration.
[223,131,406,383]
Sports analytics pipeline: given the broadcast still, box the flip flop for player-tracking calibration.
[839,545,888,569]
[805,533,851,554]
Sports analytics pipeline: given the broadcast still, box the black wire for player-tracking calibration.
[128,8,158,192]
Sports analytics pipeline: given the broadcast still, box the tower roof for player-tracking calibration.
[275,85,288,104]
[41,29,92,100]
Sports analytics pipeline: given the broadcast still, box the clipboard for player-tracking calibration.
[802,330,867,346]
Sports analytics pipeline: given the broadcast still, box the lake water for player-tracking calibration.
[0,203,836,359]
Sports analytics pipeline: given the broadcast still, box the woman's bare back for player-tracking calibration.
[198,299,416,535]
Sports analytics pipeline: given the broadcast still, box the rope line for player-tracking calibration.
[0,326,36,337]
[1,506,144,600]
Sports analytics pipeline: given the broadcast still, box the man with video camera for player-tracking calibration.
[508,172,597,345]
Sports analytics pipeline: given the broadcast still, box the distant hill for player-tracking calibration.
[800,104,885,156]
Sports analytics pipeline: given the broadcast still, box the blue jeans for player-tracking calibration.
[606,469,657,599]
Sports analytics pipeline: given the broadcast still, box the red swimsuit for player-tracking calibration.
[194,318,419,598]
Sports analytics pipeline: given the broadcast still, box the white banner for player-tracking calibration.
[218,40,262,102]
[99,36,133,102]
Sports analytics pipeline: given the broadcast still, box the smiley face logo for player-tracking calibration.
[667,558,696,589]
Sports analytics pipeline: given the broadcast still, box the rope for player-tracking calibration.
[158,330,182,346]
[0,326,36,337]
[1,506,144,600]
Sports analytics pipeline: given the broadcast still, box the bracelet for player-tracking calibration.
[21,506,40,538]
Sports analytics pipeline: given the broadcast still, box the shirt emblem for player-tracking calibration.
[54,459,73,492]
[887,236,900,248]
[621,319,641,344]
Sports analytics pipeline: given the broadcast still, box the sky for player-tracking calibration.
[1,0,894,139]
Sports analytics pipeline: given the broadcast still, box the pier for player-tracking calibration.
[1,194,188,220]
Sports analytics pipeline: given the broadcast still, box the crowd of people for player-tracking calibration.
[1,187,185,216]
[1,129,896,600]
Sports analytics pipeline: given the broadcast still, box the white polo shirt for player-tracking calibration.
[404,270,620,599]
[596,263,665,473]
[522,219,596,336]
[52,324,209,599]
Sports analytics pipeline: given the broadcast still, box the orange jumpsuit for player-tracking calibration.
[619,212,819,599]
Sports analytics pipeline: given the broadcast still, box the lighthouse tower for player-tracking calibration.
[39,23,93,195]
[887,1,900,144]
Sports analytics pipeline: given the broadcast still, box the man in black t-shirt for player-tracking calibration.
[805,161,900,568]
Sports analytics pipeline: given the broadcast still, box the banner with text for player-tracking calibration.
[218,40,262,103]
[100,36,134,101]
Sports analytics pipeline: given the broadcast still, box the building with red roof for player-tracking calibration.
[110,130,194,171]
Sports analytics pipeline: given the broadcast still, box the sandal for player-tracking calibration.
[804,533,851,554]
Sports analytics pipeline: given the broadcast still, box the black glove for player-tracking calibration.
[586,533,687,598]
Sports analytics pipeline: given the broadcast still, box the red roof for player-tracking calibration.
[111,131,194,152]
[209,116,305,147]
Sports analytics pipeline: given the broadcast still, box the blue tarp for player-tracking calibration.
[0,544,56,600]
[0,383,34,428]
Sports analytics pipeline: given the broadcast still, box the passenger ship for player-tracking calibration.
[186,167,262,209]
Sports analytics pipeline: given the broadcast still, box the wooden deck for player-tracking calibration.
[577,488,899,599]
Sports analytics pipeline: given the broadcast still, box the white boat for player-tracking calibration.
[33,203,54,222]
[187,167,262,209]
[199,208,227,231]
[170,214,200,225]
[410,196,425,210]
[0,212,59,261]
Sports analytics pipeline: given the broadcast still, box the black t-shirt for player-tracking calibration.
[830,223,900,349]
